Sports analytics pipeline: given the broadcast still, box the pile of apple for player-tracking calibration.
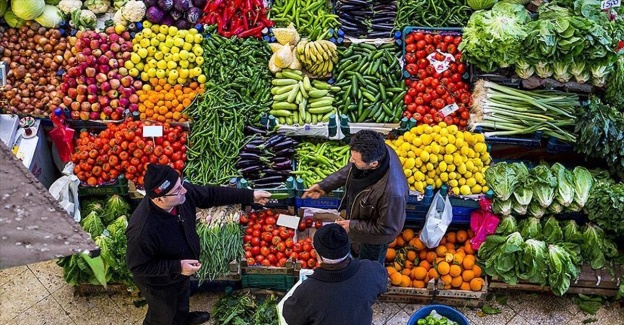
[59,26,143,120]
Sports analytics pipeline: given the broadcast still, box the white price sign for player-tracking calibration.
[440,103,460,117]
[601,0,621,9]
[143,125,163,137]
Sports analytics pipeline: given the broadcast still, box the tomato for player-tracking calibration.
[425,45,435,54]
[266,216,276,225]
[406,63,418,76]
[403,111,412,119]
[405,44,417,53]
[251,245,261,256]
[416,40,426,50]
[260,246,270,257]
[447,44,457,54]
[302,242,313,252]
[246,257,256,265]
[415,82,426,92]
[433,34,443,44]
[423,114,434,124]
[262,232,273,242]
[278,258,288,267]
[276,242,286,252]
[430,78,440,88]
[240,215,249,225]
[424,34,433,44]
[407,88,418,97]
[261,259,271,266]
[422,93,432,103]
[174,160,185,170]
[163,146,174,157]
[272,236,282,245]
[417,58,428,69]
[457,63,466,74]
[298,222,306,231]
[267,254,277,265]
[416,69,427,79]
[434,52,446,61]
[255,255,265,263]
[167,132,178,142]
[403,94,413,105]
[405,53,417,63]
[416,105,427,115]
[461,111,470,120]
[405,33,415,44]
[444,116,454,125]
[432,98,446,109]
[244,234,253,243]
[413,32,425,41]
[244,251,253,258]
[415,50,427,59]
[454,36,462,46]
[406,103,417,113]
[279,228,290,240]
[285,238,294,248]
[307,258,317,268]
[436,85,447,96]
[425,65,436,76]
[314,221,322,229]
[293,243,302,253]
[300,251,311,261]
[154,145,164,156]
[311,249,317,259]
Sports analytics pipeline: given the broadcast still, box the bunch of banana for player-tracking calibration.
[295,40,339,77]
[269,69,341,125]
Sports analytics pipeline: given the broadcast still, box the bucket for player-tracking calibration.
[407,304,470,325]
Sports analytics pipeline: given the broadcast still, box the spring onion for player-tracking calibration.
[469,80,580,142]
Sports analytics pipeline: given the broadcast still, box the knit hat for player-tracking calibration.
[313,223,350,260]
[144,164,179,198]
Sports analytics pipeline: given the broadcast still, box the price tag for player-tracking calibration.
[143,125,163,137]
[440,103,460,117]
[427,50,455,74]
[276,214,300,229]
[602,0,621,9]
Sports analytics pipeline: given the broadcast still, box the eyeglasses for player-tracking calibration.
[161,178,186,197]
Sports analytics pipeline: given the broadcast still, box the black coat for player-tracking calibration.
[125,183,254,288]
[282,259,388,325]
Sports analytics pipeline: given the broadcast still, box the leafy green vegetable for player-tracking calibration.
[459,2,531,72]
[542,216,564,243]
[492,198,512,217]
[562,220,583,243]
[485,162,524,201]
[103,195,130,225]
[573,294,603,315]
[519,217,542,240]
[495,216,518,236]
[520,239,548,285]
[581,224,606,269]
[531,165,557,208]
[467,0,498,10]
[546,244,580,296]
[605,55,624,110]
[481,305,502,315]
[80,211,105,238]
[552,163,575,207]
[585,177,624,234]
[571,166,594,210]
[212,291,279,325]
[481,232,525,285]
[527,200,546,218]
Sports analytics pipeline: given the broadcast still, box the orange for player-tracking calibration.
[396,237,406,247]
[393,261,402,272]
[390,272,402,286]
[468,229,475,239]
[435,257,444,265]
[400,275,412,287]
[385,248,396,262]
[456,247,466,256]
[437,261,450,275]
[439,237,447,245]
[446,232,457,244]
[404,260,414,270]
[419,249,428,261]
[472,265,482,277]
[445,253,454,263]
[453,253,464,265]
[407,250,418,262]
[445,242,456,252]
[464,241,475,255]
[428,268,439,280]
[386,266,397,276]
[440,274,452,286]
[419,260,431,271]
[402,268,412,276]
[435,246,447,257]
[460,282,471,291]
[449,265,462,277]
[412,280,426,288]
[402,228,415,242]
[426,251,437,264]
[470,278,484,291]
[388,237,398,248]
[456,230,468,243]
[411,267,427,280]
[462,256,475,270]
[451,276,463,288]
[412,238,426,251]
[462,270,475,282]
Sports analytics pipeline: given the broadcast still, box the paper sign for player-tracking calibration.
[276,214,300,229]
[427,50,455,74]
[142,125,163,137]
[440,103,460,117]
[601,0,621,9]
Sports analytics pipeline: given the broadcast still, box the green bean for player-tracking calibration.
[394,0,472,31]
[270,0,339,40]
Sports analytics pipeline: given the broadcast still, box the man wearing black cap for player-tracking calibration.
[126,163,271,325]
[282,224,387,325]
[302,130,409,264]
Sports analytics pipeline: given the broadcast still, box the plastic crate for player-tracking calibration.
[472,126,543,148]
[78,176,129,196]
[295,188,344,210]
[545,137,574,153]
[401,27,463,79]
[241,274,296,292]
[238,177,295,209]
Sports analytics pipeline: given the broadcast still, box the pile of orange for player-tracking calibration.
[386,228,485,292]
[136,79,204,122]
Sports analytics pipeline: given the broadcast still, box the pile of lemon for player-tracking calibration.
[387,122,491,195]
[125,22,207,85]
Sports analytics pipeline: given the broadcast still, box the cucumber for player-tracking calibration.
[269,109,294,117]
[271,84,296,95]
[287,84,300,103]
[272,79,297,86]
[281,71,303,81]
[308,89,329,98]
[272,102,298,110]
[309,99,334,108]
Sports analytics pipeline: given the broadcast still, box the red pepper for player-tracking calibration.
[242,13,249,30]
[238,25,264,38]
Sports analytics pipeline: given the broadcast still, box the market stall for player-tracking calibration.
[1,0,623,322]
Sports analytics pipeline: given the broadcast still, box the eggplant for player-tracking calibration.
[240,164,264,174]
[239,152,263,161]
[273,147,296,157]
[261,134,285,149]
[272,156,290,164]
[261,168,291,176]
[245,125,268,135]
[253,182,286,189]
[272,139,298,152]
[272,160,293,170]
[253,175,288,185]
[243,144,266,153]
[236,159,264,169]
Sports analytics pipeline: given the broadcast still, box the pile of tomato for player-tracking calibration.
[72,118,187,186]
[403,31,472,129]
[241,209,320,269]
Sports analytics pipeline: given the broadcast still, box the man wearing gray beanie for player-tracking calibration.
[126,163,271,325]
[282,224,388,325]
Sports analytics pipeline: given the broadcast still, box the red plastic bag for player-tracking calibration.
[48,125,75,163]
[469,198,500,250]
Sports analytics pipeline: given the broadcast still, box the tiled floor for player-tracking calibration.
[2,260,624,325]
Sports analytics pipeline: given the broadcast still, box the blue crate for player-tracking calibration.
[545,137,574,153]
[295,196,342,210]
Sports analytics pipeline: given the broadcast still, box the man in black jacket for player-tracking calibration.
[126,164,271,325]
[282,223,388,325]
[302,130,409,264]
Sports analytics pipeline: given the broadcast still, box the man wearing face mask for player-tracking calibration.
[302,130,408,264]
[126,163,271,325]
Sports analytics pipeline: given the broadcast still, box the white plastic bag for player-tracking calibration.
[48,162,81,222]
[420,191,453,248]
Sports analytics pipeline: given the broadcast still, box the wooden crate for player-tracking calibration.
[236,259,302,276]
[378,280,435,304]
[434,278,488,308]
[74,283,138,297]
[488,264,624,297]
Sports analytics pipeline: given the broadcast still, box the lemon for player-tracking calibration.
[435,179,443,188]
[426,163,434,171]
[414,158,423,168]
[444,154,454,164]
[432,125,441,134]
[182,42,193,51]
[449,179,458,188]
[420,165,428,173]
[455,138,464,148]
[466,178,477,187]
[193,34,203,44]
[445,144,457,154]
[414,182,424,193]
[170,46,180,54]
[423,125,433,134]
[429,154,439,164]
[197,74,207,83]
[447,124,459,135]
[156,60,167,70]
[474,172,484,183]
[453,154,463,166]
[471,184,482,194]
[407,176,415,184]
[414,171,425,182]
[400,142,411,152]
[394,138,404,147]
[460,185,471,195]
[426,178,435,185]
[448,172,457,180]
[440,172,449,182]
[404,169,413,178]
[407,151,416,159]
[156,69,166,78]
[466,160,475,171]
[420,150,430,162]
[412,137,423,147]
[482,185,489,193]
[422,134,433,145]
[459,178,466,186]
[404,157,416,169]
[438,161,447,172]
[438,136,448,146]
[474,142,487,153]
[415,125,426,135]
[451,187,460,195]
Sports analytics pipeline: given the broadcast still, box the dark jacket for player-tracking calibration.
[319,145,408,245]
[125,183,254,288]
[282,258,388,325]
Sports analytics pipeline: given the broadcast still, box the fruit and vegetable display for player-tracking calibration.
[388,122,490,194]
[269,0,339,40]
[386,228,485,292]
[394,0,472,30]
[333,42,405,123]
[237,128,296,188]
[416,314,458,325]
[334,0,397,39]
[402,30,470,127]
[293,141,350,188]
[197,0,273,38]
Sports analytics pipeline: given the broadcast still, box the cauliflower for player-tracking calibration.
[120,0,145,22]
[71,9,97,30]
[58,0,82,15]
[84,0,110,14]
[113,9,127,26]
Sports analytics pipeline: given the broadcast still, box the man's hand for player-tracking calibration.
[335,220,350,232]
[181,259,201,276]
[302,184,326,199]
[253,190,271,205]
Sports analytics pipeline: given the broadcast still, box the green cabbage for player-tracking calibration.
[103,195,130,225]
[492,199,513,216]
[582,224,606,269]
[546,244,580,296]
[11,0,45,20]
[4,9,25,28]
[519,217,543,240]
[552,163,575,207]
[543,216,564,243]
[547,201,564,214]
[467,0,499,10]
[34,5,64,28]
[528,201,546,218]
[485,162,524,201]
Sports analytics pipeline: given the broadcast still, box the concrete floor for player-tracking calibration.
[1,260,624,325]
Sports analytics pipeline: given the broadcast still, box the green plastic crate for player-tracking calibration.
[241,274,296,292]
[78,176,129,196]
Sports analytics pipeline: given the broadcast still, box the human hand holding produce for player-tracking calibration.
[180,259,201,276]
[253,190,272,205]
[302,184,326,199]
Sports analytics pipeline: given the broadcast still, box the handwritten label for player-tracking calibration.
[440,103,460,117]
[427,50,455,74]
[142,125,163,137]
[602,0,621,9]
